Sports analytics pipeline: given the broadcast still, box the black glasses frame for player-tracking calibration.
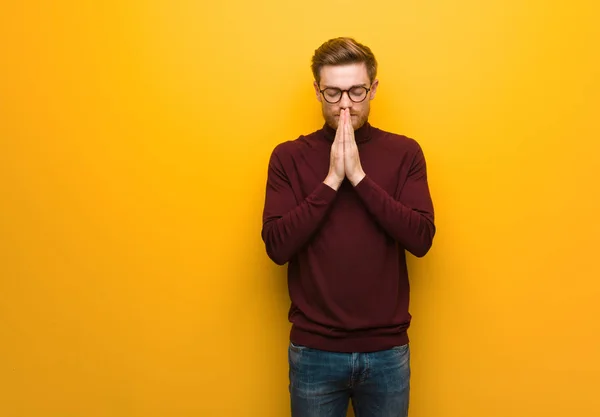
[319,86,371,104]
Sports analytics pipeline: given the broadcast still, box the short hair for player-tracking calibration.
[311,37,378,85]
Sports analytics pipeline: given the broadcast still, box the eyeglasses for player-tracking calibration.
[319,86,371,104]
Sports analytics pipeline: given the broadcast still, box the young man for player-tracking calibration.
[261,37,435,417]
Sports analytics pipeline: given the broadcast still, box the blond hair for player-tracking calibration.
[311,37,378,85]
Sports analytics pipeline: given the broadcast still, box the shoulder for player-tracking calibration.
[372,126,421,148]
[270,129,323,159]
[370,126,424,157]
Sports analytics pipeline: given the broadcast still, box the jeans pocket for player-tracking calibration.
[391,343,410,353]
[288,341,306,372]
[289,341,307,351]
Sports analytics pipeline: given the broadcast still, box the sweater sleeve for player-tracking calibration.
[261,146,337,265]
[353,145,435,257]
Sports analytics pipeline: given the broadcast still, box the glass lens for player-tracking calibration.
[349,87,367,101]
[323,88,342,103]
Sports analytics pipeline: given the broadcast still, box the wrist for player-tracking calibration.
[324,174,343,191]
[349,171,366,187]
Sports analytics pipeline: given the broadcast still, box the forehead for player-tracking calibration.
[319,63,370,87]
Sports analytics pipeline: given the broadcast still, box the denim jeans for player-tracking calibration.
[288,342,410,417]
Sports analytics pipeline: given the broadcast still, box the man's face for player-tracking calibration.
[314,62,378,131]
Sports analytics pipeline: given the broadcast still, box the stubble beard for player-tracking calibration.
[323,108,370,131]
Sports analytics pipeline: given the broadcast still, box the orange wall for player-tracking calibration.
[1,1,599,416]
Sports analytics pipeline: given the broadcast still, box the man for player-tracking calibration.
[261,37,435,417]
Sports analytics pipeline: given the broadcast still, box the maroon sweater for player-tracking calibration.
[261,122,435,352]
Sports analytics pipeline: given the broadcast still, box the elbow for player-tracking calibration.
[409,223,435,258]
[266,246,289,266]
[410,242,431,258]
[262,226,290,265]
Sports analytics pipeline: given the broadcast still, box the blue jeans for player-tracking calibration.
[288,342,410,417]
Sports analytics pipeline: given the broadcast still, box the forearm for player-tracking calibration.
[354,175,435,257]
[262,182,337,265]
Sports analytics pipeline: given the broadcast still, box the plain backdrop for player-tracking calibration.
[1,1,599,416]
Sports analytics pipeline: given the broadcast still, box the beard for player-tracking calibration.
[323,107,370,131]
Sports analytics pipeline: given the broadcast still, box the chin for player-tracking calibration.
[327,118,340,129]
[351,120,363,130]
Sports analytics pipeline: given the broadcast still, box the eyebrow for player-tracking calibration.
[321,83,368,89]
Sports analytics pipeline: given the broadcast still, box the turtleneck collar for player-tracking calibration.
[321,121,373,144]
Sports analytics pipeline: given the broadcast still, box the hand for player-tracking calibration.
[323,111,345,190]
[342,109,366,186]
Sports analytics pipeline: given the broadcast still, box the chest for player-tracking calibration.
[286,143,410,202]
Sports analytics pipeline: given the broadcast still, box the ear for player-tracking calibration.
[313,81,322,103]
[369,79,379,100]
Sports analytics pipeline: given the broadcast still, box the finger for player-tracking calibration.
[346,111,355,145]
[346,109,353,132]
[345,110,352,143]
[345,108,350,128]
[340,111,345,145]
[342,111,348,152]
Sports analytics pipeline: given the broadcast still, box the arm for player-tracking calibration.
[261,147,338,265]
[353,145,435,257]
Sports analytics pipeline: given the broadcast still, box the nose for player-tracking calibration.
[339,91,352,109]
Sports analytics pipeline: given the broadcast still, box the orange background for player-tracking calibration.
[1,1,599,416]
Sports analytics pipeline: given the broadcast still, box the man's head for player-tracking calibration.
[311,37,379,130]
